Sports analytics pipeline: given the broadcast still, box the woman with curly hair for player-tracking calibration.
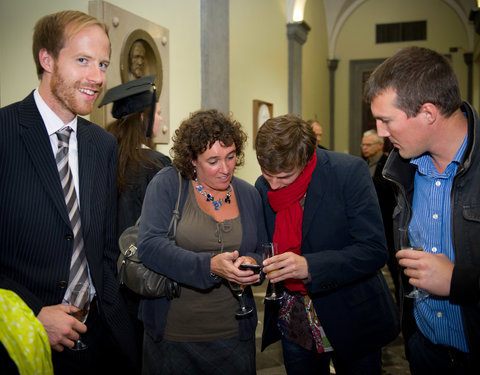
[137,109,267,374]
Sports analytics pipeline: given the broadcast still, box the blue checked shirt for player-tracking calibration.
[409,135,469,352]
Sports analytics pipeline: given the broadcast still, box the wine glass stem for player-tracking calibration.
[238,294,246,310]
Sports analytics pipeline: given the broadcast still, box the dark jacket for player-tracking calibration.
[383,101,480,358]
[117,148,171,234]
[137,166,268,341]
[256,149,400,360]
[372,153,397,252]
[0,92,137,367]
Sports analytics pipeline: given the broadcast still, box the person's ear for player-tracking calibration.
[38,49,54,74]
[419,103,437,125]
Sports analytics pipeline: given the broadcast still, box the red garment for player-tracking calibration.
[267,153,317,294]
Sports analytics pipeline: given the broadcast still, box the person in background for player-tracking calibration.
[307,119,327,149]
[364,46,480,374]
[361,129,399,304]
[255,114,399,375]
[0,10,136,374]
[361,129,386,177]
[99,75,171,370]
[100,75,171,234]
[137,109,268,374]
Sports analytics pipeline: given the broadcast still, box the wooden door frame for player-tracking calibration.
[349,58,385,157]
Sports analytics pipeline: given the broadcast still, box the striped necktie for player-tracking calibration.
[56,127,89,306]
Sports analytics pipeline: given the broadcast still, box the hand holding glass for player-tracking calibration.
[64,282,90,350]
[262,242,283,301]
[228,280,253,317]
[399,228,429,299]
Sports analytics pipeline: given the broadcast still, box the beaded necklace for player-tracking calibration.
[194,179,232,210]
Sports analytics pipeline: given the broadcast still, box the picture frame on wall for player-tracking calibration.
[253,99,273,147]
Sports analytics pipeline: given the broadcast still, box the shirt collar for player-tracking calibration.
[411,134,468,177]
[34,89,77,135]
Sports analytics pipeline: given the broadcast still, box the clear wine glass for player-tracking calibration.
[262,242,283,301]
[64,282,90,350]
[228,281,254,317]
[399,227,429,299]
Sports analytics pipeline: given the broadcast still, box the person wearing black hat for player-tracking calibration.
[100,75,171,233]
[99,75,171,369]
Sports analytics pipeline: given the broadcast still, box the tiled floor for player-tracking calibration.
[254,267,411,374]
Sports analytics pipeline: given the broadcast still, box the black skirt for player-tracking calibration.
[142,333,256,375]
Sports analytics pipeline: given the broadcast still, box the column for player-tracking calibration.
[287,21,310,115]
[200,0,229,113]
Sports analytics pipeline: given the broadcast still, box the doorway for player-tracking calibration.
[349,58,385,157]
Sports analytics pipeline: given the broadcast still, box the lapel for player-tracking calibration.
[302,149,328,240]
[77,117,96,237]
[19,93,71,227]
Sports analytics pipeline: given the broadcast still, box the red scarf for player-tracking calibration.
[267,152,317,294]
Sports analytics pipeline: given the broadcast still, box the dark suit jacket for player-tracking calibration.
[372,153,397,252]
[0,92,136,367]
[255,149,399,360]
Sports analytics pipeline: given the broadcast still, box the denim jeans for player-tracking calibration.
[281,336,382,375]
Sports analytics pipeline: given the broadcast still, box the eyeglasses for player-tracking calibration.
[361,143,378,147]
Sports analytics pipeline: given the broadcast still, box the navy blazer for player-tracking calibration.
[0,92,136,363]
[255,148,400,360]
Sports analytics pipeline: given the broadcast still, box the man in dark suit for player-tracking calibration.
[361,129,399,304]
[0,10,136,374]
[255,115,399,374]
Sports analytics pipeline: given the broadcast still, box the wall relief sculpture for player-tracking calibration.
[120,29,163,101]
[89,1,170,144]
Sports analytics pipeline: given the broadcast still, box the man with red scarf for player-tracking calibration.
[255,114,399,375]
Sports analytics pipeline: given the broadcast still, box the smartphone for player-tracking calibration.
[239,264,262,274]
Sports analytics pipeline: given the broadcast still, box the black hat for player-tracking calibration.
[98,75,157,137]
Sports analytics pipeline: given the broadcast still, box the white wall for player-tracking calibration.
[302,0,330,145]
[230,0,330,183]
[230,0,288,182]
[0,0,87,106]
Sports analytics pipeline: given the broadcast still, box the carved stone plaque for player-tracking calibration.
[89,1,170,144]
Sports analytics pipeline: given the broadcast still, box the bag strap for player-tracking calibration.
[167,170,182,240]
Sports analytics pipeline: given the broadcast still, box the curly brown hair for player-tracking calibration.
[171,109,247,180]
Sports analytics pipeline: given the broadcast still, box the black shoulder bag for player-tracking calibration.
[117,170,182,299]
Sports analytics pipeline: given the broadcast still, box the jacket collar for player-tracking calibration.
[19,92,96,235]
[382,101,479,189]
